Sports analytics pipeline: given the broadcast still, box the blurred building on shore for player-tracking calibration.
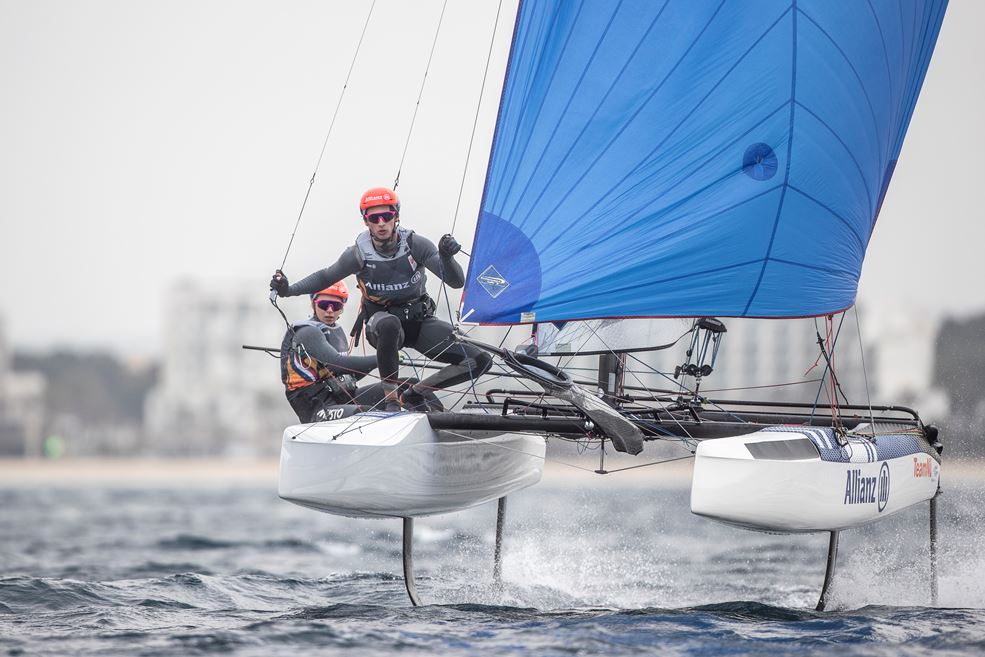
[0,315,45,456]
[144,280,299,457]
[867,309,949,419]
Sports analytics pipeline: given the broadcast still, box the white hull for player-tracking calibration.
[278,412,546,518]
[691,427,940,533]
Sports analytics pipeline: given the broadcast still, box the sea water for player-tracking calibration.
[2,465,984,656]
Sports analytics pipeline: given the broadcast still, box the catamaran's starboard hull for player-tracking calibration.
[278,412,546,519]
[690,427,940,533]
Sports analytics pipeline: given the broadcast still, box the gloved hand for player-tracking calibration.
[438,234,461,258]
[270,270,290,296]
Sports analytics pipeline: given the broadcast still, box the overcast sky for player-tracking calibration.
[1,0,982,357]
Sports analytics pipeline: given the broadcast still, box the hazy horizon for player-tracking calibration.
[2,0,983,358]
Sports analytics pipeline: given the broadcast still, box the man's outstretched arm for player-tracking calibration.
[271,247,362,297]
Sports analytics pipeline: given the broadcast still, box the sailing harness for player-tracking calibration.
[350,295,437,347]
[348,227,437,346]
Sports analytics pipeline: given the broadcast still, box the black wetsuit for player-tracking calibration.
[280,318,384,422]
[282,227,491,402]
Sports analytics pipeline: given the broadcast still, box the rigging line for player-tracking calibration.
[392,0,450,191]
[854,304,877,438]
[442,428,694,476]
[330,322,489,439]
[829,312,850,405]
[476,350,555,412]
[627,361,748,436]
[552,322,612,375]
[447,324,517,412]
[450,0,505,233]
[625,352,697,397]
[278,0,377,271]
[438,429,607,475]
[698,378,822,394]
[601,454,695,474]
[582,322,694,441]
[808,312,849,425]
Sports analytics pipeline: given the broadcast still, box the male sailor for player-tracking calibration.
[271,186,491,412]
[280,281,384,422]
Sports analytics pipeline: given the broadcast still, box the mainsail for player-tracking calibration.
[462,0,947,325]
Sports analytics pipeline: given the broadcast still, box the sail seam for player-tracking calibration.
[487,0,542,212]
[798,8,887,172]
[582,100,791,233]
[865,0,898,117]
[893,1,947,156]
[770,257,858,278]
[743,0,797,315]
[793,101,874,220]
[538,183,782,311]
[491,0,588,211]
[523,0,722,241]
[785,185,865,252]
[503,0,626,222]
[555,8,794,241]
[461,0,527,311]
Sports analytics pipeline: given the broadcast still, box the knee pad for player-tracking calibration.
[366,312,404,349]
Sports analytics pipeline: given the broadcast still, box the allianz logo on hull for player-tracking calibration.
[844,462,891,512]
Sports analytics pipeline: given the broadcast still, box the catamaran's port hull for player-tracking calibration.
[690,429,940,533]
[278,413,546,519]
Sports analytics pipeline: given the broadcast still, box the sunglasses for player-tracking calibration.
[314,299,344,312]
[364,211,397,225]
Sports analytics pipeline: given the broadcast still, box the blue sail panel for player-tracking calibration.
[462,0,947,323]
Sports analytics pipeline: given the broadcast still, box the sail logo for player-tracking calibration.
[477,265,510,299]
[844,462,890,512]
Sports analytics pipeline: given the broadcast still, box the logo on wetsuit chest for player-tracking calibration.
[365,270,422,292]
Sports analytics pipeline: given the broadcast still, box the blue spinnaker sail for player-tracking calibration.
[462,0,947,324]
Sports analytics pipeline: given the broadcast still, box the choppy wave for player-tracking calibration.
[2,482,985,656]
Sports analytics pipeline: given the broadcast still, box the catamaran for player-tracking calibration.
[268,1,949,609]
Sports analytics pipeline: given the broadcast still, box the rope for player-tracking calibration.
[392,0,450,191]
[277,0,377,270]
[599,454,694,474]
[439,428,693,477]
[450,0,505,233]
[854,304,877,438]
[436,0,505,320]
[582,322,696,442]
[808,312,849,428]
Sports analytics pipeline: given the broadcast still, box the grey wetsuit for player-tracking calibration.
[283,228,489,399]
[280,318,383,422]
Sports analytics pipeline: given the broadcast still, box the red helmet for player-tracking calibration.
[310,281,349,302]
[359,186,400,216]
